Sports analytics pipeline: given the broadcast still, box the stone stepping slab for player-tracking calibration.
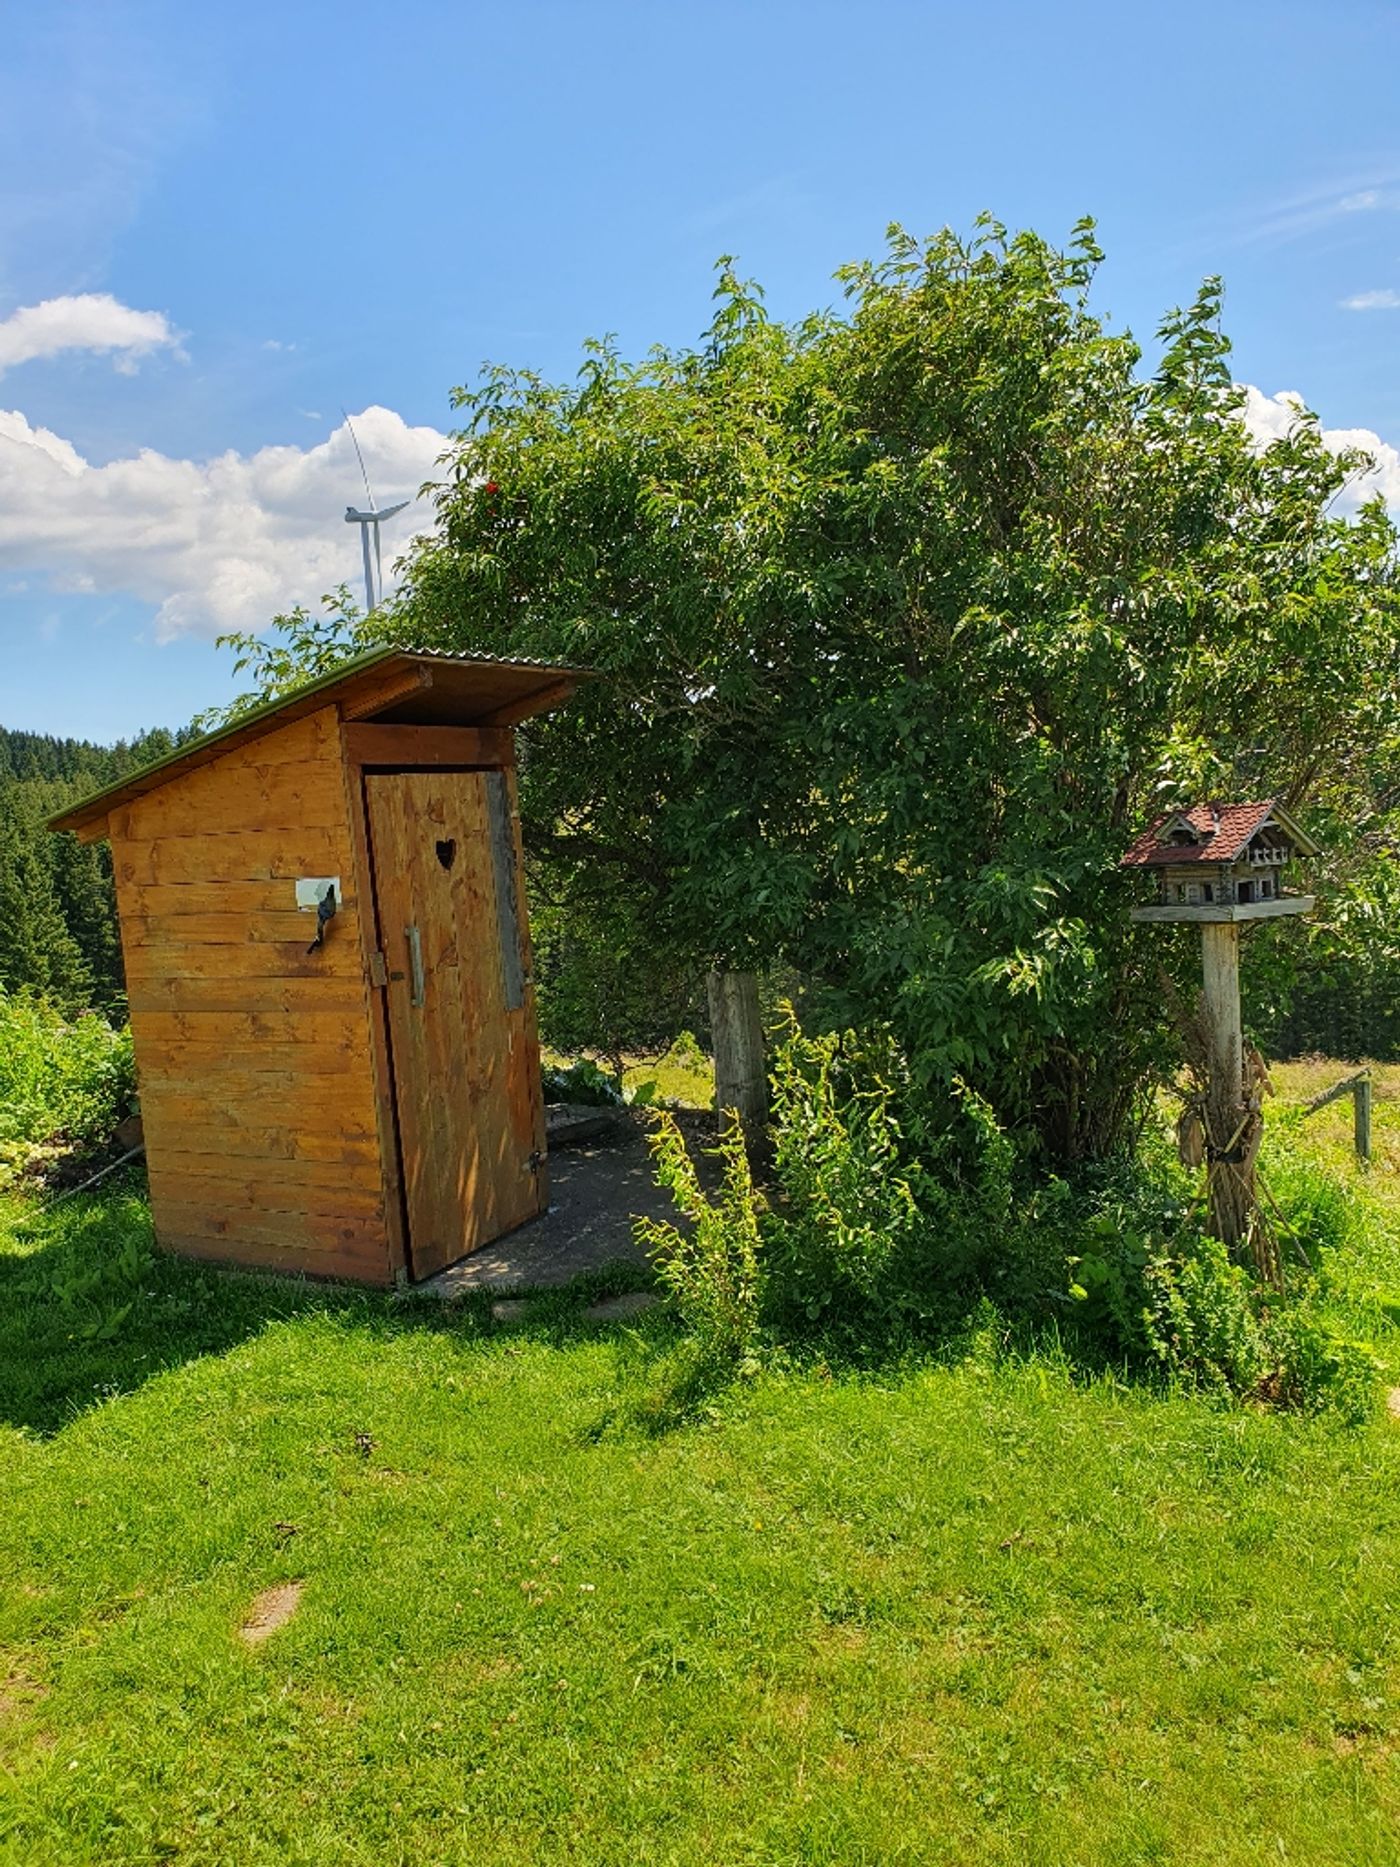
[545,1103,627,1149]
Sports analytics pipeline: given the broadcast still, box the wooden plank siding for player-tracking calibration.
[110,705,394,1285]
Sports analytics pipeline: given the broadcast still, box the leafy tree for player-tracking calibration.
[0,722,198,1013]
[0,795,93,1008]
[194,586,371,729]
[382,218,1397,1162]
[210,219,1400,1160]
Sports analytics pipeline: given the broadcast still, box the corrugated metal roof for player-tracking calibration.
[47,646,593,839]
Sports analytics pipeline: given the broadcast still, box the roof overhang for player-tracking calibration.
[48,647,594,842]
[1260,802,1320,859]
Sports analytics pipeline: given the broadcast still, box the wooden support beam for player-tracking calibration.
[476,679,575,728]
[1301,1067,1373,1166]
[1201,922,1251,1255]
[339,665,434,721]
[342,724,514,768]
[1302,1068,1371,1116]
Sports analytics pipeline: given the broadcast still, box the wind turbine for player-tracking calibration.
[342,412,409,613]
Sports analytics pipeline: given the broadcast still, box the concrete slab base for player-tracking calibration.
[421,1125,683,1298]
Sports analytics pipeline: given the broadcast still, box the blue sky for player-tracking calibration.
[3,0,1400,742]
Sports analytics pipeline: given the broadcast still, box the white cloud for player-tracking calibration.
[1339,190,1381,212]
[0,404,448,640]
[0,293,181,376]
[1340,288,1400,311]
[1240,386,1400,512]
[1,378,1391,648]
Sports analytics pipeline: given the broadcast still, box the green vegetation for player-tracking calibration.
[543,1034,715,1110]
[634,1020,1393,1424]
[0,990,134,1188]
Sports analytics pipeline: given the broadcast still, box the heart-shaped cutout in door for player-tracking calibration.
[435,838,457,871]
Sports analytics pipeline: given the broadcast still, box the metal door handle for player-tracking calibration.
[406,925,425,1007]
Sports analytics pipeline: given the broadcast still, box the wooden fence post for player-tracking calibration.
[707,969,768,1147]
[1355,1073,1373,1165]
[1200,922,1252,1252]
[1301,1067,1373,1167]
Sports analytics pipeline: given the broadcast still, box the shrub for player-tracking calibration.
[762,1016,1064,1337]
[1140,1232,1271,1398]
[636,1021,1056,1371]
[663,1030,706,1072]
[541,1057,623,1107]
[763,1022,928,1327]
[1068,1164,1380,1421]
[0,989,134,1186]
[634,1112,765,1381]
[1256,1304,1377,1424]
[637,1018,1380,1423]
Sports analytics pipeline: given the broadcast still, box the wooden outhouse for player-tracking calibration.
[49,648,587,1286]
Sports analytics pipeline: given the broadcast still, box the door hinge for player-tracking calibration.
[369,950,388,989]
[527,1150,544,1174]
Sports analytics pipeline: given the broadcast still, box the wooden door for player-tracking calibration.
[365,769,546,1278]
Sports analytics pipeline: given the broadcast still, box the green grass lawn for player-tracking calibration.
[1,1079,1399,1864]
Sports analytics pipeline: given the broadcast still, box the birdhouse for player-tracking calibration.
[1120,800,1319,921]
[49,648,590,1287]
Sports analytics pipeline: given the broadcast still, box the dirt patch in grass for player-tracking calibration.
[0,1668,48,1721]
[239,1581,303,1645]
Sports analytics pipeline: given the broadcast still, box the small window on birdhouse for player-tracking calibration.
[1160,813,1202,847]
[1185,882,1202,904]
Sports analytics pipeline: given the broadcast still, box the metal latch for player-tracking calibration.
[305,882,337,954]
[369,951,388,989]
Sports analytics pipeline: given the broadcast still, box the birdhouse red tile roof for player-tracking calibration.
[1121,800,1280,868]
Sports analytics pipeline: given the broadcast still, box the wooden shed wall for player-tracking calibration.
[109,706,393,1283]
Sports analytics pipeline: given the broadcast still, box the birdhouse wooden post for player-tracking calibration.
[49,648,590,1288]
[1121,801,1319,1269]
